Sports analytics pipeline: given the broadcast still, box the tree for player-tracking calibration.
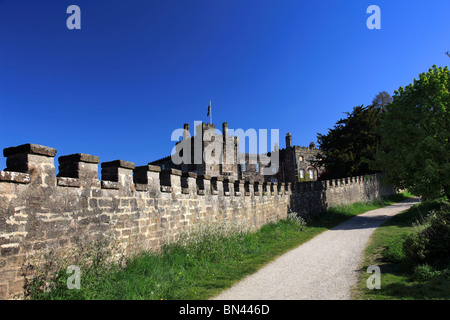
[316,104,382,179]
[374,65,450,200]
[372,91,393,112]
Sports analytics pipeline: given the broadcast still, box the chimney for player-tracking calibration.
[286,132,292,148]
[183,123,190,140]
[222,122,229,137]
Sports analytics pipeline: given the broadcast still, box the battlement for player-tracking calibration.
[0,143,294,195]
[0,143,377,195]
[0,143,395,299]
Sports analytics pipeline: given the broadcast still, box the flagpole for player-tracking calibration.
[209,100,212,124]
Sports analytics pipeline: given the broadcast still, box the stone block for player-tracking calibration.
[0,171,30,184]
[3,144,57,158]
[57,177,81,188]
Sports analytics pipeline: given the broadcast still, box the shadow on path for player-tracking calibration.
[329,198,420,231]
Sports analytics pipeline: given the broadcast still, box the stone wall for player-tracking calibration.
[0,143,395,299]
[290,175,396,217]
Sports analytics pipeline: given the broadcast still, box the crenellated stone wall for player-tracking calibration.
[0,143,395,299]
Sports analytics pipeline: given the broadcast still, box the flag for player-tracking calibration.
[207,101,211,116]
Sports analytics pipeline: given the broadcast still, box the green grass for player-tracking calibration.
[26,193,412,300]
[352,198,450,300]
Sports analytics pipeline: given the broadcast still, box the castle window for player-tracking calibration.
[308,169,314,180]
[241,163,246,172]
[299,169,305,179]
[255,163,259,173]
[299,156,303,162]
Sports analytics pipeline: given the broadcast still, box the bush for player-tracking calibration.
[412,264,438,282]
[403,206,450,269]
[403,232,429,263]
[286,211,307,231]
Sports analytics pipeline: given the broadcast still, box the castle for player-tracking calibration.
[0,139,394,299]
[150,122,323,183]
[0,122,395,299]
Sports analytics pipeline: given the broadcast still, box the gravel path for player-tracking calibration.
[213,198,420,300]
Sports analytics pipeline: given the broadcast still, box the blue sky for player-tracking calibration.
[0,0,449,169]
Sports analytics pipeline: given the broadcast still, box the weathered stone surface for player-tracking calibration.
[101,181,120,189]
[182,172,197,178]
[147,165,161,172]
[58,153,100,164]
[57,177,81,188]
[135,184,148,192]
[3,144,57,158]
[136,164,161,173]
[101,160,135,169]
[160,185,172,193]
[181,188,190,194]
[0,171,30,184]
[161,168,182,176]
[142,164,161,172]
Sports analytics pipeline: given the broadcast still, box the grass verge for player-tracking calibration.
[352,198,450,300]
[26,193,412,300]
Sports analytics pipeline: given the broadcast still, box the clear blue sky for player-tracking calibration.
[1,0,449,169]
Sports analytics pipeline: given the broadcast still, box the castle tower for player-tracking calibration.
[150,122,239,180]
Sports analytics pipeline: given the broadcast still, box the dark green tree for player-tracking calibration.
[374,65,450,200]
[316,105,382,179]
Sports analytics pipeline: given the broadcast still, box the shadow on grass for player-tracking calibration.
[375,278,450,300]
